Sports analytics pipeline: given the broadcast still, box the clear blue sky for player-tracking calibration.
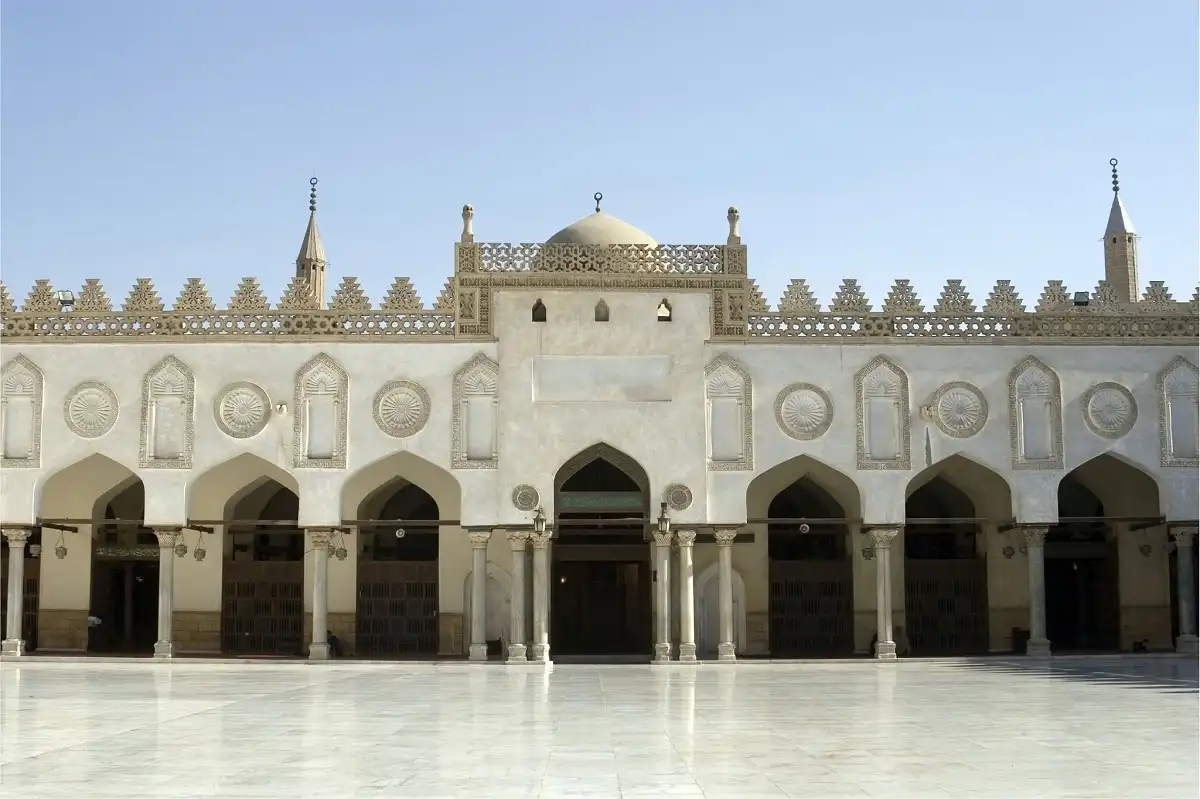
[2,1,1196,310]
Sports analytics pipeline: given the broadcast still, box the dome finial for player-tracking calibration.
[309,177,319,212]
[1110,158,1119,194]
[594,192,603,213]
[727,206,741,245]
[461,204,475,243]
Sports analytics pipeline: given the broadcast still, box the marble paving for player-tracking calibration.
[0,656,1196,798]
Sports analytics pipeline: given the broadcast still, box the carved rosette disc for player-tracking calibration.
[774,383,833,440]
[373,380,431,438]
[511,484,540,512]
[931,381,988,438]
[64,381,119,438]
[664,484,693,512]
[214,382,270,439]
[1081,381,1137,439]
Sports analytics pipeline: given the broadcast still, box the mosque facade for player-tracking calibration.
[0,172,1197,664]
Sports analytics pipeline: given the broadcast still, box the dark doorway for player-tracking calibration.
[356,480,439,657]
[904,477,989,656]
[768,478,854,657]
[1169,542,1200,644]
[1047,477,1120,652]
[552,451,651,658]
[221,482,304,656]
[88,482,158,654]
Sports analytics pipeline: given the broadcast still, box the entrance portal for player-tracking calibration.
[89,482,158,654]
[1047,477,1120,651]
[551,447,651,658]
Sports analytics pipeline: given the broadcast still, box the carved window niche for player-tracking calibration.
[1008,356,1063,470]
[1,354,43,468]
[854,355,910,470]
[1159,356,1199,467]
[705,354,753,471]
[139,355,195,469]
[293,353,348,469]
[452,353,499,469]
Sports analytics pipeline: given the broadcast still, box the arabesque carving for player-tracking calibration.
[881,280,924,313]
[1091,280,1120,308]
[124,279,164,312]
[983,280,1025,314]
[475,243,727,274]
[330,277,371,311]
[0,282,14,316]
[746,280,769,313]
[381,277,422,312]
[829,280,870,313]
[1036,280,1071,312]
[77,279,113,312]
[173,279,215,312]
[1140,281,1175,312]
[23,280,59,312]
[279,276,319,311]
[934,280,975,313]
[778,279,820,313]
[433,279,455,312]
[229,278,270,311]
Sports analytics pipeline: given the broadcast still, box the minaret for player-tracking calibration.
[296,177,327,307]
[1102,158,1139,303]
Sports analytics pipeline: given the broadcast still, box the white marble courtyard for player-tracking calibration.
[0,657,1196,799]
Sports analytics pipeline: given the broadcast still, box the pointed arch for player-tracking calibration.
[854,355,910,470]
[553,442,650,496]
[905,453,1014,521]
[695,562,747,656]
[293,353,348,469]
[340,450,461,522]
[1,353,43,468]
[451,352,499,469]
[1008,355,1063,470]
[705,353,753,471]
[747,454,862,520]
[1158,355,1198,467]
[35,453,138,519]
[186,452,299,521]
[1059,452,1162,518]
[139,354,195,469]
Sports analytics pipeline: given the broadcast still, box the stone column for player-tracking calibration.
[677,530,697,662]
[153,528,180,659]
[507,530,530,662]
[309,530,331,661]
[529,531,552,663]
[1,529,31,657]
[652,530,673,663]
[1024,525,1051,656]
[1172,527,1198,654]
[467,530,491,662]
[870,527,900,659]
[715,528,738,661]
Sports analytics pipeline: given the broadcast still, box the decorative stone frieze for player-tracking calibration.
[214,382,271,439]
[1,354,43,468]
[854,356,910,470]
[64,381,119,439]
[930,381,988,439]
[1080,381,1137,440]
[705,354,753,471]
[1158,356,1199,467]
[451,352,499,470]
[511,485,540,512]
[139,354,195,468]
[293,353,348,469]
[372,380,431,438]
[1008,356,1064,470]
[774,383,833,441]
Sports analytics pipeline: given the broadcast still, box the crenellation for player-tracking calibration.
[229,277,270,311]
[123,278,165,312]
[1140,281,1175,312]
[330,276,372,311]
[173,278,216,312]
[22,279,59,312]
[1036,280,1071,312]
[983,280,1025,314]
[433,279,455,312]
[829,279,871,313]
[881,279,924,313]
[380,277,422,312]
[933,279,975,313]
[278,276,319,311]
[1092,280,1121,309]
[778,279,820,313]
[745,279,770,313]
[0,281,14,316]
[76,279,112,312]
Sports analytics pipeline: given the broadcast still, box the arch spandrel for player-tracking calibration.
[186,452,299,522]
[35,453,138,519]
[553,442,651,497]
[904,453,1015,522]
[745,454,863,522]
[1058,452,1163,519]
[340,450,462,524]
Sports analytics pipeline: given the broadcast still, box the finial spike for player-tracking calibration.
[1109,158,1119,194]
[594,192,603,213]
[309,176,319,212]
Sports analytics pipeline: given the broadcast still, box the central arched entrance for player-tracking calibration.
[89,479,159,654]
[551,444,652,658]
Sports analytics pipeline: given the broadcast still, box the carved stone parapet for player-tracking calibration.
[675,530,697,548]
[467,530,492,549]
[1022,525,1050,547]
[867,527,899,549]
[714,528,738,547]
[506,530,530,549]
[651,530,673,548]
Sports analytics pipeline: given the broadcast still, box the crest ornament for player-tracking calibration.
[930,381,988,438]
[511,484,541,512]
[65,381,119,438]
[1081,381,1137,439]
[373,380,431,438]
[664,484,693,512]
[775,383,834,440]
[214,382,271,439]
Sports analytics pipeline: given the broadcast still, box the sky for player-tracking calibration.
[2,1,1197,311]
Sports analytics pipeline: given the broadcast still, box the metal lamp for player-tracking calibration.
[533,507,546,535]
[657,502,670,536]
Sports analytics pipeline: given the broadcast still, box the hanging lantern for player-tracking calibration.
[174,542,188,558]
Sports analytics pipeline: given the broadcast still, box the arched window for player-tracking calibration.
[532,299,547,322]
[594,300,609,322]
[656,298,672,322]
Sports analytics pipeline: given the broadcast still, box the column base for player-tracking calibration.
[0,639,26,657]
[1026,637,1052,657]
[1175,634,1198,655]
[652,643,673,663]
[153,641,174,659]
[678,643,697,662]
[529,643,550,663]
[716,642,737,662]
[468,643,489,662]
[506,643,528,663]
[308,642,330,661]
[874,640,897,660]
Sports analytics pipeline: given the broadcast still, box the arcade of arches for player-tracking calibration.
[2,451,1197,661]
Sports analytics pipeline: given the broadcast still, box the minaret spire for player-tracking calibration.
[296,177,327,307]
[1102,159,1139,303]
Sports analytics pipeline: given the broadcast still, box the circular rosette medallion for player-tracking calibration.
[373,380,431,438]
[214,382,271,439]
[64,381,119,439]
[774,383,833,440]
[1081,382,1137,439]
[930,382,988,439]
[511,484,540,512]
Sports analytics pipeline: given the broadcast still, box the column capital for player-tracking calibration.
[652,530,673,548]
[1172,526,1198,546]
[675,530,697,548]
[308,529,333,547]
[1,528,31,545]
[1022,525,1050,546]
[867,527,900,549]
[506,529,530,548]
[530,530,552,549]
[714,528,738,547]
[153,527,181,548]
[468,530,492,549]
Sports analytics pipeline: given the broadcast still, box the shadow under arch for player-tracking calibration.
[905,453,1014,522]
[748,454,860,658]
[1059,452,1163,519]
[36,453,138,519]
[186,453,299,522]
[553,442,651,498]
[340,451,461,523]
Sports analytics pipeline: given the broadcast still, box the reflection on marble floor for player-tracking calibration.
[1,657,1196,798]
